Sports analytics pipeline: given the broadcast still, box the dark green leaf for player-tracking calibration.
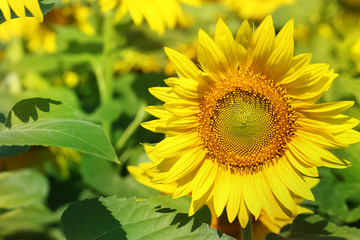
[61,198,126,240]
[267,213,360,240]
[0,145,29,157]
[0,98,117,163]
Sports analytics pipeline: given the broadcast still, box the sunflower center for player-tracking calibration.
[198,70,297,173]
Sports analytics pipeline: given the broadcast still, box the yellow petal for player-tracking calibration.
[297,101,354,118]
[265,38,293,79]
[213,169,231,217]
[150,132,200,158]
[128,163,176,194]
[226,173,242,223]
[164,146,206,183]
[276,160,314,200]
[0,0,11,20]
[285,150,319,177]
[287,138,323,167]
[335,129,360,145]
[144,106,171,118]
[149,87,179,102]
[235,19,253,50]
[165,77,208,99]
[192,159,218,201]
[278,53,311,84]
[198,29,229,80]
[243,173,262,219]
[215,18,239,72]
[265,166,295,214]
[275,19,294,46]
[25,0,43,22]
[252,15,275,71]
[238,196,250,228]
[164,47,202,80]
[173,169,198,198]
[7,0,25,18]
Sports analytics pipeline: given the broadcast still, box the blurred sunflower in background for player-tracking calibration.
[0,0,43,22]
[0,2,95,53]
[98,0,201,35]
[223,0,295,20]
[141,15,360,229]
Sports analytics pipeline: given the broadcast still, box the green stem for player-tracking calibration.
[93,10,116,136]
[115,102,147,151]
[242,216,252,240]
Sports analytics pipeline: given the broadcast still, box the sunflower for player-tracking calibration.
[141,16,360,228]
[98,0,200,35]
[0,0,43,22]
[223,0,295,20]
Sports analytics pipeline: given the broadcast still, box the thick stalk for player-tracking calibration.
[95,10,115,135]
[242,216,252,240]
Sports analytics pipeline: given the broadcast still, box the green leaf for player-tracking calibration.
[0,169,48,209]
[266,213,360,240]
[0,98,117,163]
[62,196,232,240]
[101,196,232,240]
[0,0,56,24]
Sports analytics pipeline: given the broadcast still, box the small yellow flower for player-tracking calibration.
[98,0,201,35]
[114,49,162,74]
[141,16,360,228]
[0,0,43,22]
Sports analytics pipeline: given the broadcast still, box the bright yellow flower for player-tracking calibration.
[141,16,360,228]
[0,0,43,22]
[223,0,295,20]
[98,0,201,35]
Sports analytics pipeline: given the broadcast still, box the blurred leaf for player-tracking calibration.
[100,196,232,240]
[0,203,60,236]
[79,154,158,198]
[311,168,360,223]
[0,169,48,209]
[0,98,118,163]
[0,145,29,157]
[0,0,56,25]
[84,100,123,123]
[266,213,360,240]
[61,198,125,240]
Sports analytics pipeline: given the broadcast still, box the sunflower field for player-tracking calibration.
[2,0,360,240]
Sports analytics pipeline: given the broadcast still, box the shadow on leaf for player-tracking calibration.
[5,98,61,128]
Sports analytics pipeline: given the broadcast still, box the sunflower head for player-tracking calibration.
[142,16,360,228]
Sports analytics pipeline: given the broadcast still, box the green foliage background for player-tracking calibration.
[1,0,360,239]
